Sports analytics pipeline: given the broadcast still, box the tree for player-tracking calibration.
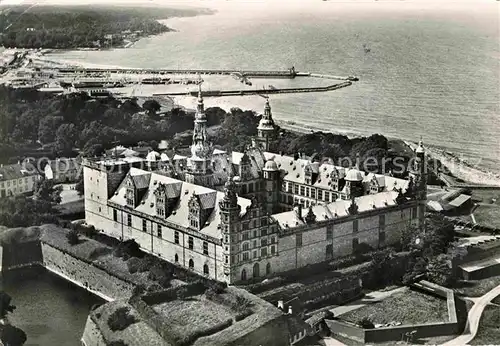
[0,324,27,346]
[82,138,104,158]
[34,179,62,204]
[426,254,454,287]
[38,115,64,144]
[107,307,137,332]
[55,123,77,156]
[75,178,84,196]
[66,229,80,246]
[0,291,16,319]
[142,99,161,117]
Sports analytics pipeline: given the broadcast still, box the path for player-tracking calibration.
[441,284,500,346]
[323,337,347,346]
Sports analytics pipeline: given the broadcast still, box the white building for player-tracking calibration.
[0,162,41,198]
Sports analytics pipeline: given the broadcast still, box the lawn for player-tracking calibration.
[470,305,500,345]
[454,275,500,297]
[340,288,449,326]
[473,205,500,229]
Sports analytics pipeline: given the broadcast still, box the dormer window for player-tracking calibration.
[126,188,135,207]
[188,194,202,230]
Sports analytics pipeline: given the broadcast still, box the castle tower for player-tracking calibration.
[255,98,276,151]
[185,84,214,187]
[219,175,242,283]
[263,158,280,214]
[344,168,364,199]
[410,140,427,231]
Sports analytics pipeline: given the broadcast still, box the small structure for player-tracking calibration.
[44,158,81,183]
[0,161,41,198]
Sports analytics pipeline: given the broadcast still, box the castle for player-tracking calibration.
[83,88,427,284]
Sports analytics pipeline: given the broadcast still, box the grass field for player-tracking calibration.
[470,305,500,345]
[454,275,500,297]
[340,288,449,326]
[470,189,500,229]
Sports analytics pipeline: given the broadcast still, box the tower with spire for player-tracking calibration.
[409,139,427,231]
[185,82,214,187]
[219,174,242,282]
[254,98,277,151]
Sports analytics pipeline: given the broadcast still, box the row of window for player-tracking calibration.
[114,210,210,255]
[241,237,276,251]
[224,227,276,243]
[174,255,210,275]
[0,176,35,188]
[0,184,31,194]
[240,181,264,195]
[229,245,276,263]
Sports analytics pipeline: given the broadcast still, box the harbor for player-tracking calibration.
[0,49,359,98]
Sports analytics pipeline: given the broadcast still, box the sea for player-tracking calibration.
[45,0,500,170]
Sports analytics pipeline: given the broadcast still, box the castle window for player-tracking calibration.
[249,183,254,193]
[253,230,259,238]
[113,209,118,222]
[271,236,276,244]
[296,233,302,247]
[412,207,418,219]
[189,259,194,269]
[294,185,299,194]
[225,256,229,264]
[242,242,249,251]
[174,231,179,244]
[126,188,134,207]
[352,238,359,251]
[188,236,194,250]
[379,215,386,230]
[261,247,268,257]
[242,222,249,230]
[261,217,268,226]
[252,220,257,228]
[253,250,257,259]
[241,185,247,194]
[326,244,333,260]
[261,228,267,236]
[287,183,293,193]
[243,252,249,261]
[300,186,305,196]
[142,219,147,232]
[379,232,386,246]
[203,241,209,255]
[311,189,316,199]
[353,220,359,233]
[157,208,164,217]
[157,224,162,238]
[203,264,209,275]
[271,245,276,254]
[326,225,333,239]
[306,187,310,197]
[243,232,249,240]
[127,214,132,227]
[261,238,267,246]
[175,254,179,262]
[324,191,330,201]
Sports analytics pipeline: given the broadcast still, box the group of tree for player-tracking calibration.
[0,6,175,49]
[400,214,459,287]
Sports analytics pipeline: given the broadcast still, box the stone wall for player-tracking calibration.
[41,243,134,300]
[327,281,460,343]
[81,315,106,346]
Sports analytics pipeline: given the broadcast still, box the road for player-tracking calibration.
[441,284,500,346]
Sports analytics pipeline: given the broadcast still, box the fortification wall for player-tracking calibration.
[41,242,134,300]
[81,315,106,346]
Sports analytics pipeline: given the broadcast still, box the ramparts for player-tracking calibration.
[0,225,141,301]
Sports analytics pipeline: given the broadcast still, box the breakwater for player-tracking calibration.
[155,81,353,97]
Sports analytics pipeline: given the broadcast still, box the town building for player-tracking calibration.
[0,161,41,198]
[43,158,81,183]
[83,89,427,284]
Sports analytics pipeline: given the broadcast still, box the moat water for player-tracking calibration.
[1,268,104,346]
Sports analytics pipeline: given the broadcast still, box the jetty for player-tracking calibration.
[154,81,353,97]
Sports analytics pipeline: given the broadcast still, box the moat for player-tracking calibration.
[1,268,103,346]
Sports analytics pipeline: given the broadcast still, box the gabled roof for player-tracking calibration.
[272,191,399,230]
[109,168,252,240]
[0,162,39,181]
[131,172,151,189]
[263,152,408,193]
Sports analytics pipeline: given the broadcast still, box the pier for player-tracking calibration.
[154,81,353,97]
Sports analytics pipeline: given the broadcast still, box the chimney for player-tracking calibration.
[277,300,284,310]
[288,306,293,315]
